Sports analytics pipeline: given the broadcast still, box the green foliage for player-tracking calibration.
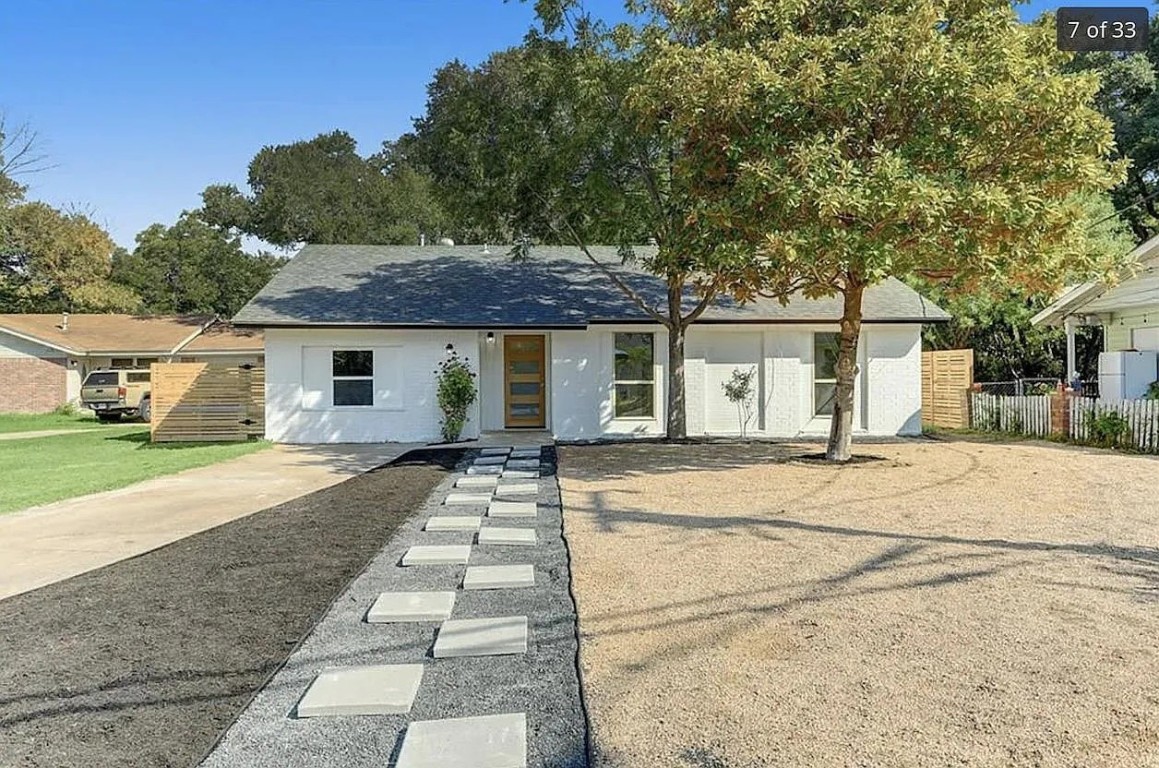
[199,130,448,247]
[1087,410,1132,448]
[1067,18,1159,242]
[627,0,1125,459]
[0,201,141,313]
[52,401,79,417]
[1146,380,1159,400]
[721,366,757,437]
[434,352,478,443]
[111,212,282,316]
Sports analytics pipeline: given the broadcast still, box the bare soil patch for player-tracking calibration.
[559,440,1159,767]
[0,447,461,768]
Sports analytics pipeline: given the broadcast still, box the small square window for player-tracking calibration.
[333,350,373,377]
[813,333,840,416]
[334,379,374,406]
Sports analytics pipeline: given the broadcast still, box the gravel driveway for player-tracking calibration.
[559,439,1159,767]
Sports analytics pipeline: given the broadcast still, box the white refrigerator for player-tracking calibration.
[1098,351,1158,400]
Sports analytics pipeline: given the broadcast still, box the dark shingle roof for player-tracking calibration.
[233,244,949,327]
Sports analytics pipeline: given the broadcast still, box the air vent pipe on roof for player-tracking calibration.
[438,237,455,246]
[60,312,69,332]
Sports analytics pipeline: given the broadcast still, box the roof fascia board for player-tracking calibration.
[0,325,81,355]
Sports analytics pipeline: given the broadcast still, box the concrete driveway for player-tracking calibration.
[0,442,418,601]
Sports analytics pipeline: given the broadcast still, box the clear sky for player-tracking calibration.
[0,0,1151,249]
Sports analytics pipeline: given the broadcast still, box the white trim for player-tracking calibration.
[0,326,80,355]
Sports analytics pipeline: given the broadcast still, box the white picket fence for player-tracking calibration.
[969,393,1052,436]
[1070,397,1159,453]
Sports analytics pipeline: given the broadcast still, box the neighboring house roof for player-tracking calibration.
[233,244,950,327]
[0,314,214,356]
[1031,233,1159,326]
[179,323,264,354]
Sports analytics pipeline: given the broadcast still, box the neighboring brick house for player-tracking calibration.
[0,314,264,413]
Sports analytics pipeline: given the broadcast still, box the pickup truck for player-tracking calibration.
[80,368,152,422]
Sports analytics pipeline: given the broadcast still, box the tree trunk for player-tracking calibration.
[667,321,687,439]
[825,279,865,462]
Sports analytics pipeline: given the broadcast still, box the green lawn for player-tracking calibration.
[0,428,270,514]
[0,411,110,434]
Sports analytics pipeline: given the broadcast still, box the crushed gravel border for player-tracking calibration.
[200,445,587,768]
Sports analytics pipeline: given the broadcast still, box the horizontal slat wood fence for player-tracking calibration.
[922,349,974,429]
[969,393,1052,436]
[150,363,264,443]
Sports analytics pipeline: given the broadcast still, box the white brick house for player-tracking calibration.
[234,245,949,444]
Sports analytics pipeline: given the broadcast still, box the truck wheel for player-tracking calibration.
[139,398,152,423]
[97,412,121,423]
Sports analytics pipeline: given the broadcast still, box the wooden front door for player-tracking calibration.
[504,335,546,428]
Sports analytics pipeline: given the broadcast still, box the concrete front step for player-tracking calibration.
[401,545,472,566]
[501,469,539,479]
[433,616,529,657]
[467,465,503,476]
[508,448,542,459]
[367,591,456,623]
[296,664,424,717]
[479,447,513,456]
[462,564,536,590]
[396,712,527,768]
[505,459,541,470]
[477,527,538,546]
[472,455,507,466]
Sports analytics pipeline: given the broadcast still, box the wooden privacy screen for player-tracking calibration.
[150,363,265,443]
[921,349,974,429]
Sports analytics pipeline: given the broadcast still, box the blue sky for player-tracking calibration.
[0,0,1150,249]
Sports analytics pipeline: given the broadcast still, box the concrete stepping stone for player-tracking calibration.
[402,545,472,566]
[488,501,538,519]
[495,482,537,497]
[425,516,482,532]
[505,459,541,470]
[501,469,539,479]
[433,616,528,657]
[444,492,492,506]
[396,712,526,768]
[478,527,537,546]
[456,475,498,488]
[509,448,542,458]
[467,465,503,476]
[479,447,512,456]
[472,455,507,466]
[463,564,536,590]
[367,591,455,622]
[296,664,423,717]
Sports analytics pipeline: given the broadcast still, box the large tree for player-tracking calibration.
[0,202,140,313]
[111,212,282,317]
[1068,17,1159,242]
[408,29,763,438]
[630,0,1126,460]
[200,130,448,247]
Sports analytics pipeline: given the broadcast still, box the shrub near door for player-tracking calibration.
[435,352,477,442]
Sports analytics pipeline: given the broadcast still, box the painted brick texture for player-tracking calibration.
[0,357,68,413]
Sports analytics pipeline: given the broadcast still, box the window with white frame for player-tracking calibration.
[332,350,374,406]
[614,332,654,418]
[813,333,840,416]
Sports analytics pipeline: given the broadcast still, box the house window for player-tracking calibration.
[614,332,654,418]
[332,350,374,406]
[126,372,151,384]
[110,357,133,369]
[813,333,840,416]
[135,357,158,367]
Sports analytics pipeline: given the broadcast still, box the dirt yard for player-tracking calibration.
[558,439,1159,768]
[0,447,462,768]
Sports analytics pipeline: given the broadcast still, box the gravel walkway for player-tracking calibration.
[559,439,1159,768]
[201,445,587,768]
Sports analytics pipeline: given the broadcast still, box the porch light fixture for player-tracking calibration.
[486,332,495,345]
